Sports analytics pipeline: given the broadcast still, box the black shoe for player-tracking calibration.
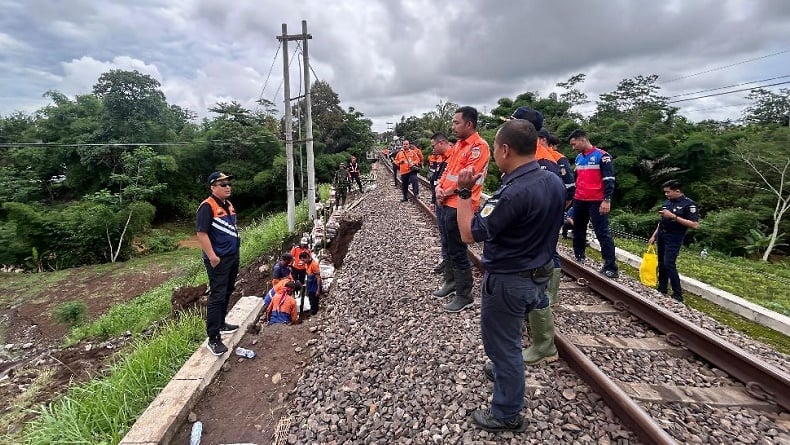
[220,322,239,334]
[401,198,408,202]
[601,269,619,279]
[444,296,473,313]
[206,337,228,356]
[483,362,494,382]
[471,409,525,433]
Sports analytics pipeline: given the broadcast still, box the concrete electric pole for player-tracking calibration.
[277,22,314,232]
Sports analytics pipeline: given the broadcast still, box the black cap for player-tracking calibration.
[510,106,543,131]
[208,171,234,185]
[537,128,551,139]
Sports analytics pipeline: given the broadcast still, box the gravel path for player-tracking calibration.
[285,171,636,444]
[282,167,789,444]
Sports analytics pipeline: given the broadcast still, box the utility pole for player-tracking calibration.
[278,23,295,232]
[301,20,316,221]
[277,22,314,231]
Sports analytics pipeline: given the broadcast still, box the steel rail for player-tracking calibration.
[560,257,790,412]
[392,161,676,444]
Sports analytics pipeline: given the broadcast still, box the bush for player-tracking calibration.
[144,231,179,254]
[693,208,761,255]
[611,212,659,240]
[53,300,88,327]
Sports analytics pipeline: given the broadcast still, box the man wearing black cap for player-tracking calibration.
[508,107,559,176]
[196,172,240,356]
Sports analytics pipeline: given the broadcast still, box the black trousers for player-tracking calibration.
[350,173,363,191]
[204,253,239,339]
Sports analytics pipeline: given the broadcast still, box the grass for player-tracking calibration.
[22,314,205,445]
[614,237,790,316]
[12,200,314,445]
[0,249,197,309]
[564,238,790,354]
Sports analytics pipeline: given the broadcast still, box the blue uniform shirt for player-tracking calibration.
[470,161,565,273]
[659,195,698,234]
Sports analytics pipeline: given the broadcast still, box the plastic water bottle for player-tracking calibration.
[189,420,202,445]
[235,347,256,359]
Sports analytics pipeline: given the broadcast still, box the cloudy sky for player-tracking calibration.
[1,0,789,132]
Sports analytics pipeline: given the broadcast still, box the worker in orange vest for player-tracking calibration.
[434,106,490,312]
[394,140,422,202]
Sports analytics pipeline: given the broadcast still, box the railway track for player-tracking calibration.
[397,162,790,444]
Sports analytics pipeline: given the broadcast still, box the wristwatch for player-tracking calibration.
[456,188,472,199]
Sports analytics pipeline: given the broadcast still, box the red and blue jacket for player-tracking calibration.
[574,147,615,202]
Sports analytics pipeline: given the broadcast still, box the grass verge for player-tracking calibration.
[14,200,314,445]
[563,238,790,354]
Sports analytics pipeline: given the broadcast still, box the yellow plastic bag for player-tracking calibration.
[639,244,658,287]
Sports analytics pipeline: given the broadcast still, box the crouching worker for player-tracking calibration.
[300,252,322,315]
[264,281,299,324]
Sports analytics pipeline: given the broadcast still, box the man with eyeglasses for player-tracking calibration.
[196,171,241,356]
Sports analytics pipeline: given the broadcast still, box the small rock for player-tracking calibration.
[272,372,282,384]
[21,343,33,349]
[188,412,197,423]
[221,363,231,372]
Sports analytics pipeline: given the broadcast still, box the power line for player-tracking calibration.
[662,49,790,84]
[271,41,303,106]
[0,136,284,149]
[667,74,790,98]
[678,103,749,113]
[254,42,282,111]
[667,80,790,104]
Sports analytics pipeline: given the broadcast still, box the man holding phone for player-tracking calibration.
[649,179,699,302]
[434,106,490,312]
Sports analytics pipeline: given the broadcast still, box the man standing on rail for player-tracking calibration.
[569,128,619,279]
[394,139,422,202]
[433,106,490,312]
[429,132,454,275]
[348,155,364,193]
[456,119,564,432]
[196,172,240,356]
[648,179,699,302]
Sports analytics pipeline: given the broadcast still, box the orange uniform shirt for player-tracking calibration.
[290,246,312,271]
[437,132,490,210]
[394,148,422,175]
[304,260,320,276]
[265,290,299,323]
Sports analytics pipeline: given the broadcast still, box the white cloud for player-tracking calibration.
[0,0,788,131]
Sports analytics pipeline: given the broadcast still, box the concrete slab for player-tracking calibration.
[119,296,264,445]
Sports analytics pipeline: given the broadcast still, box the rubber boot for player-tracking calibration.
[444,268,473,312]
[432,263,455,298]
[548,268,562,306]
[522,306,559,365]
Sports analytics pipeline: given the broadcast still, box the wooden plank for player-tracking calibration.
[618,381,779,411]
[567,334,693,358]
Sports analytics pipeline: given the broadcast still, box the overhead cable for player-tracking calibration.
[662,49,790,84]
[667,80,790,104]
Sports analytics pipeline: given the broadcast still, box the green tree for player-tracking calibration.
[743,88,790,126]
[85,146,173,262]
[736,127,790,261]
